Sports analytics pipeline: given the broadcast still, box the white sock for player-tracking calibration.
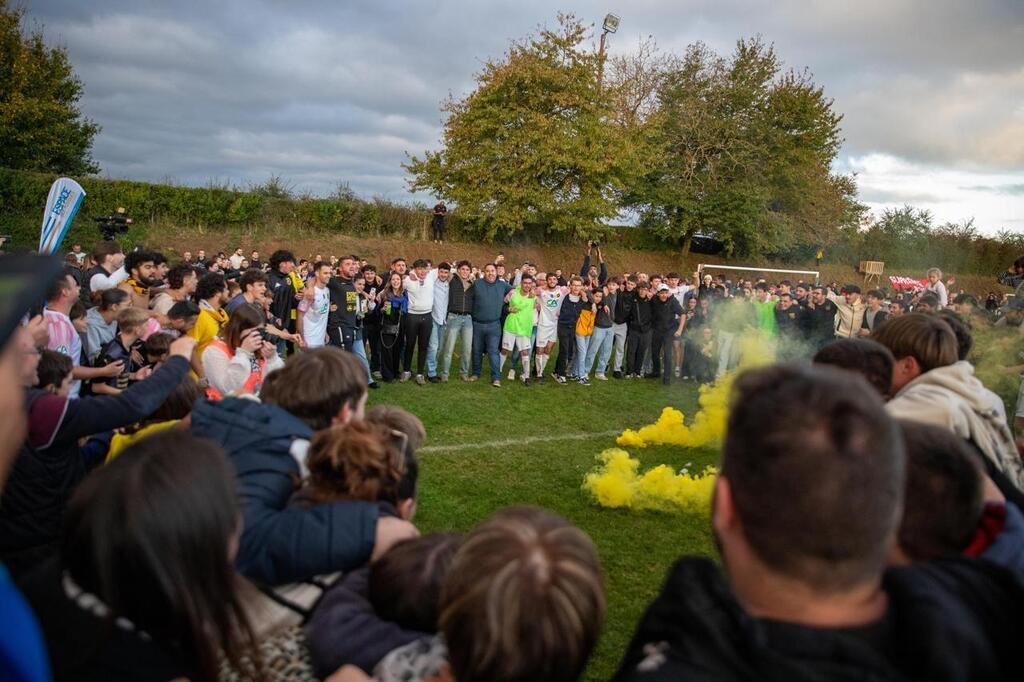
[538,354,548,375]
[521,356,530,378]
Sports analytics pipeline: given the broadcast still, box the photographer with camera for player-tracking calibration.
[202,304,283,399]
[581,240,608,288]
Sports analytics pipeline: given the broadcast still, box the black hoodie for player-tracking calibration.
[614,556,1024,682]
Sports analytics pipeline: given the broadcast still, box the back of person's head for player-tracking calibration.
[166,262,195,290]
[305,420,416,515]
[36,349,73,393]
[62,431,260,680]
[917,293,940,309]
[269,250,295,271]
[196,272,227,301]
[143,332,173,359]
[813,338,895,397]
[936,309,973,361]
[261,347,366,429]
[99,287,129,311]
[168,300,200,321]
[368,534,462,633]
[896,420,984,562]
[871,313,958,371]
[89,241,122,268]
[116,306,150,335]
[366,404,427,452]
[722,364,904,591]
[440,506,605,682]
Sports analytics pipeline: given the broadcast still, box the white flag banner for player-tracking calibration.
[38,177,87,254]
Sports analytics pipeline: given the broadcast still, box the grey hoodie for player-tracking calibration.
[887,360,1024,489]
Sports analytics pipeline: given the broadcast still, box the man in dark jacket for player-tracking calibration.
[190,348,415,586]
[805,285,839,349]
[615,364,1024,682]
[0,337,195,579]
[267,250,298,355]
[553,276,588,383]
[625,283,653,378]
[609,276,635,378]
[579,243,608,287]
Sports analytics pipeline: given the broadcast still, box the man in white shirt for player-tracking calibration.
[534,272,567,384]
[426,263,452,383]
[229,248,245,270]
[402,259,435,384]
[300,261,332,348]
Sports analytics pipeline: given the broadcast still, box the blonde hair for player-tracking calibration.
[440,506,605,682]
[116,306,150,333]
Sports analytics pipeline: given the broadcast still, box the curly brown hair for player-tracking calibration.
[305,421,406,506]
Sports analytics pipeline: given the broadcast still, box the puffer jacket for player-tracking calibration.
[887,361,1024,489]
[0,357,189,579]
[189,397,379,586]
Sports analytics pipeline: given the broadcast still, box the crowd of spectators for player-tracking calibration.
[2,239,1024,681]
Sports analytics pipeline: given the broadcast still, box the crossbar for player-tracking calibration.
[697,264,820,282]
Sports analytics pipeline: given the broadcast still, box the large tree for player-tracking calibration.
[0,0,100,175]
[406,14,641,240]
[624,38,861,257]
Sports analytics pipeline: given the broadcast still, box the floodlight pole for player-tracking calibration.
[597,13,619,89]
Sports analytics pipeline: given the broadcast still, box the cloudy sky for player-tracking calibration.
[23,0,1024,234]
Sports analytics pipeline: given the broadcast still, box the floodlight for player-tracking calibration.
[603,13,620,33]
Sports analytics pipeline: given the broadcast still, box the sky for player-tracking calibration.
[22,0,1024,234]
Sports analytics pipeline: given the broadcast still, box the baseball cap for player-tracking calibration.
[657,284,670,292]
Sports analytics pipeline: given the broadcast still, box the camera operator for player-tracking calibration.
[81,241,128,301]
[581,240,608,287]
[201,305,282,398]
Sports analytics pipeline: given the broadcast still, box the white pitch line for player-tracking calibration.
[419,429,622,454]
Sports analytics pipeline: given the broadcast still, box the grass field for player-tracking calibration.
[366,367,720,681]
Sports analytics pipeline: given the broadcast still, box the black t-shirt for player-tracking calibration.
[327,277,358,328]
[807,299,839,339]
[775,304,805,334]
[651,296,683,333]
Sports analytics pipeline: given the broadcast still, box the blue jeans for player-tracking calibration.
[441,313,473,377]
[426,319,446,377]
[584,326,614,376]
[574,334,592,378]
[472,320,502,381]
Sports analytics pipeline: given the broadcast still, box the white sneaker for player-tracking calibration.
[596,373,607,381]
[400,371,412,382]
[507,369,516,381]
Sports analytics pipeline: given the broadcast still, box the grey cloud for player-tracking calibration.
[961,184,1024,196]
[22,0,1024,203]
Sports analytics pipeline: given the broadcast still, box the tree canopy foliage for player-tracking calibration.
[406,14,641,240]
[622,38,862,256]
[0,0,100,175]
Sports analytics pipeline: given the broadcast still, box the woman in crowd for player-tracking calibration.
[377,273,408,383]
[201,304,283,399]
[18,431,265,682]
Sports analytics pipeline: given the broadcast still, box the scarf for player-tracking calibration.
[125,278,149,297]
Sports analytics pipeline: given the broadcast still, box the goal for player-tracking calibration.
[696,263,820,284]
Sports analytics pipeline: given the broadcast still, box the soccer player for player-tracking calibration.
[534,272,566,384]
[500,274,538,386]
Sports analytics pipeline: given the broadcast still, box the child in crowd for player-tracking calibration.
[94,307,152,394]
[334,507,605,682]
[307,534,462,678]
[35,349,74,396]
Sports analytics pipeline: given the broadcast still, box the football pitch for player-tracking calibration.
[368,373,720,681]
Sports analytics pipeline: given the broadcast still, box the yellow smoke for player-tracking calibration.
[616,332,776,450]
[583,448,718,514]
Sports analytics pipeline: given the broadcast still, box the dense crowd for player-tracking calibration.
[2,237,1024,681]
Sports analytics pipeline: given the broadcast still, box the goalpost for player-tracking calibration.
[696,263,820,284]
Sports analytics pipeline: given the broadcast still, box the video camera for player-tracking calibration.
[93,208,133,240]
[589,240,601,248]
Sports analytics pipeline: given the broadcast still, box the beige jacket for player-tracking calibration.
[887,361,1024,488]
